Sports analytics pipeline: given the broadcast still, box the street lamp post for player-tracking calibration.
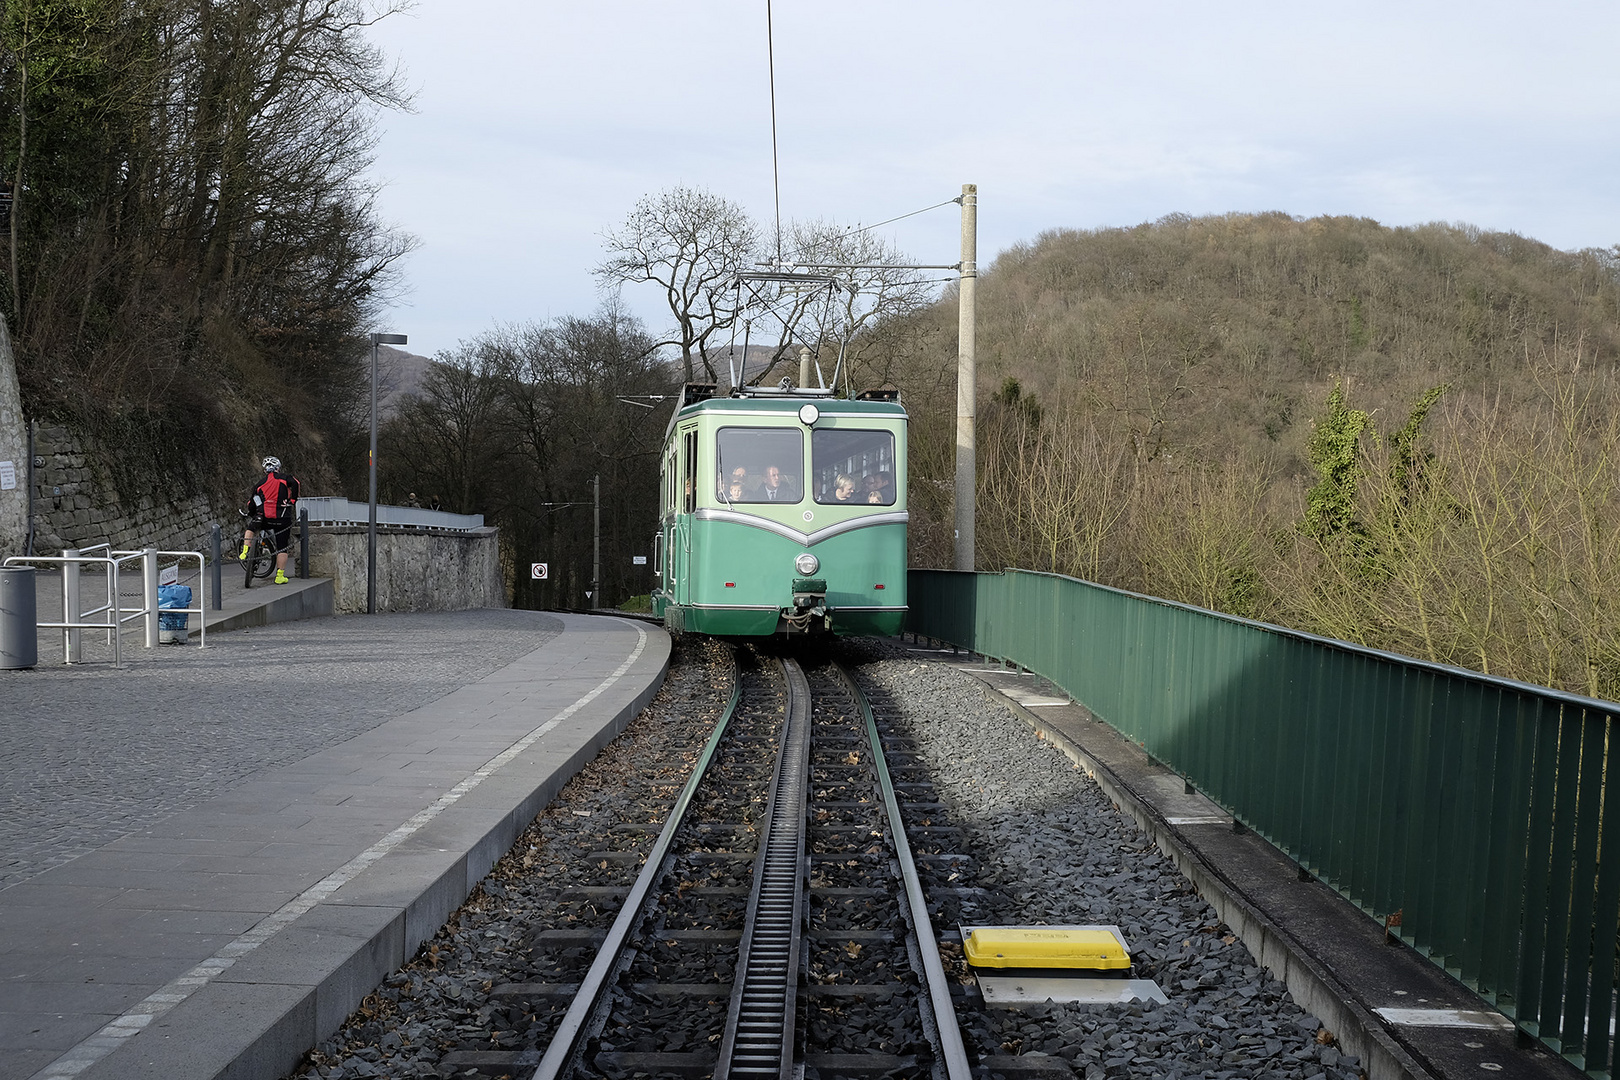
[369,332,407,614]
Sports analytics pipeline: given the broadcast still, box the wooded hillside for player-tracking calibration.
[0,0,412,500]
[871,213,1620,699]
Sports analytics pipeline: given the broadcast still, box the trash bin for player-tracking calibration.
[158,583,192,645]
[1,565,38,669]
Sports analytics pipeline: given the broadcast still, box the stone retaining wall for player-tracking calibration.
[307,526,506,614]
[26,423,229,557]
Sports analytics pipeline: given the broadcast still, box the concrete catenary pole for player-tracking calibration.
[954,184,977,572]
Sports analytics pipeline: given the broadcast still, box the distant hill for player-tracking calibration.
[889,212,1620,476]
[374,346,433,418]
[873,213,1620,698]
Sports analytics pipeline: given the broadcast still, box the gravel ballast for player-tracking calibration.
[288,639,1363,1080]
[852,644,1358,1080]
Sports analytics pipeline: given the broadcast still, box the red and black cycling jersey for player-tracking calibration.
[250,470,301,522]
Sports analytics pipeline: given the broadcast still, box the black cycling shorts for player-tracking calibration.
[251,517,292,552]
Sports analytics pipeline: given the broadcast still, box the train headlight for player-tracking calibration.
[798,404,819,426]
[795,553,819,576]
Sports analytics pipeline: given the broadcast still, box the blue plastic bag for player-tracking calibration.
[158,584,192,631]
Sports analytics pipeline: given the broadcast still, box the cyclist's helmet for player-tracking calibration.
[262,456,281,472]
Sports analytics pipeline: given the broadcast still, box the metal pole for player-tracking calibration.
[299,508,309,579]
[592,473,601,608]
[368,332,407,615]
[211,523,222,609]
[368,337,378,614]
[110,558,121,669]
[24,418,34,556]
[954,183,977,572]
[63,547,80,663]
[142,548,158,648]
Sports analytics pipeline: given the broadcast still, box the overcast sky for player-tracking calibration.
[362,1,1620,357]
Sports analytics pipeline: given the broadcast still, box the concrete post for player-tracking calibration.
[142,548,158,648]
[955,183,978,572]
[62,547,81,663]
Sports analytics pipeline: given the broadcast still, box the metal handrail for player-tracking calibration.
[4,553,123,666]
[296,495,484,532]
[4,548,208,666]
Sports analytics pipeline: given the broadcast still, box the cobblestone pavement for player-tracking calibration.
[0,609,564,890]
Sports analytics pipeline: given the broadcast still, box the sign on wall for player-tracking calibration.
[531,563,548,580]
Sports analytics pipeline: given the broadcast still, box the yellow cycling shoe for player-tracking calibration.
[274,569,289,585]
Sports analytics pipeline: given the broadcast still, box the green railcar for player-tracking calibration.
[652,385,907,637]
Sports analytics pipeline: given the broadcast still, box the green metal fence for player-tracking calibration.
[908,567,1620,1076]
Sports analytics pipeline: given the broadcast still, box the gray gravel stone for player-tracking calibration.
[850,643,1357,1079]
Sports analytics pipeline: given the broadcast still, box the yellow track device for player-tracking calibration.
[963,925,1132,972]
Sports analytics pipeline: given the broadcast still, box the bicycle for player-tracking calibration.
[238,510,278,588]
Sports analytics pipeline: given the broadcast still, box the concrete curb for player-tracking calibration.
[201,579,334,635]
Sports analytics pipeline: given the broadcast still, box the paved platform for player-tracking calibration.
[0,609,669,1080]
[916,643,1582,1080]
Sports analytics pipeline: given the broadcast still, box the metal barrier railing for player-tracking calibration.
[296,495,483,532]
[907,567,1620,1078]
[4,547,207,667]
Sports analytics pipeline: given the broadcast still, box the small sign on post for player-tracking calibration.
[632,555,647,565]
[531,563,548,580]
[159,564,179,587]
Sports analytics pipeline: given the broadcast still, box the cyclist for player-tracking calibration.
[240,456,301,584]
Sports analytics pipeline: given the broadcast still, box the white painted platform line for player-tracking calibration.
[29,624,649,1080]
[1373,1007,1515,1030]
[1165,815,1231,826]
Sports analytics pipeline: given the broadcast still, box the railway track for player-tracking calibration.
[523,649,972,1080]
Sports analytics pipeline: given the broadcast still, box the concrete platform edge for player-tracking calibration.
[285,630,671,1077]
[201,579,334,635]
[957,675,1434,1080]
[79,621,670,1080]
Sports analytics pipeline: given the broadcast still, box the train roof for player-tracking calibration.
[668,393,907,436]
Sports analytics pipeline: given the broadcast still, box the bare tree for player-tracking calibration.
[595,186,760,383]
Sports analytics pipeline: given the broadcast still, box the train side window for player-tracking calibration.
[811,428,897,505]
[682,429,697,513]
[716,427,805,503]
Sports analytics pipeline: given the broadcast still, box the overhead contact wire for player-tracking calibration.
[844,197,961,236]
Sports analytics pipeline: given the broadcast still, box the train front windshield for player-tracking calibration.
[716,427,805,503]
[812,429,896,505]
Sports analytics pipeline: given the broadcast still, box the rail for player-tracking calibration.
[4,547,207,667]
[836,662,972,1080]
[296,496,484,532]
[531,650,744,1080]
[907,567,1620,1078]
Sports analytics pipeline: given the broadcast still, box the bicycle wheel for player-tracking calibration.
[243,536,274,587]
[254,538,277,579]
